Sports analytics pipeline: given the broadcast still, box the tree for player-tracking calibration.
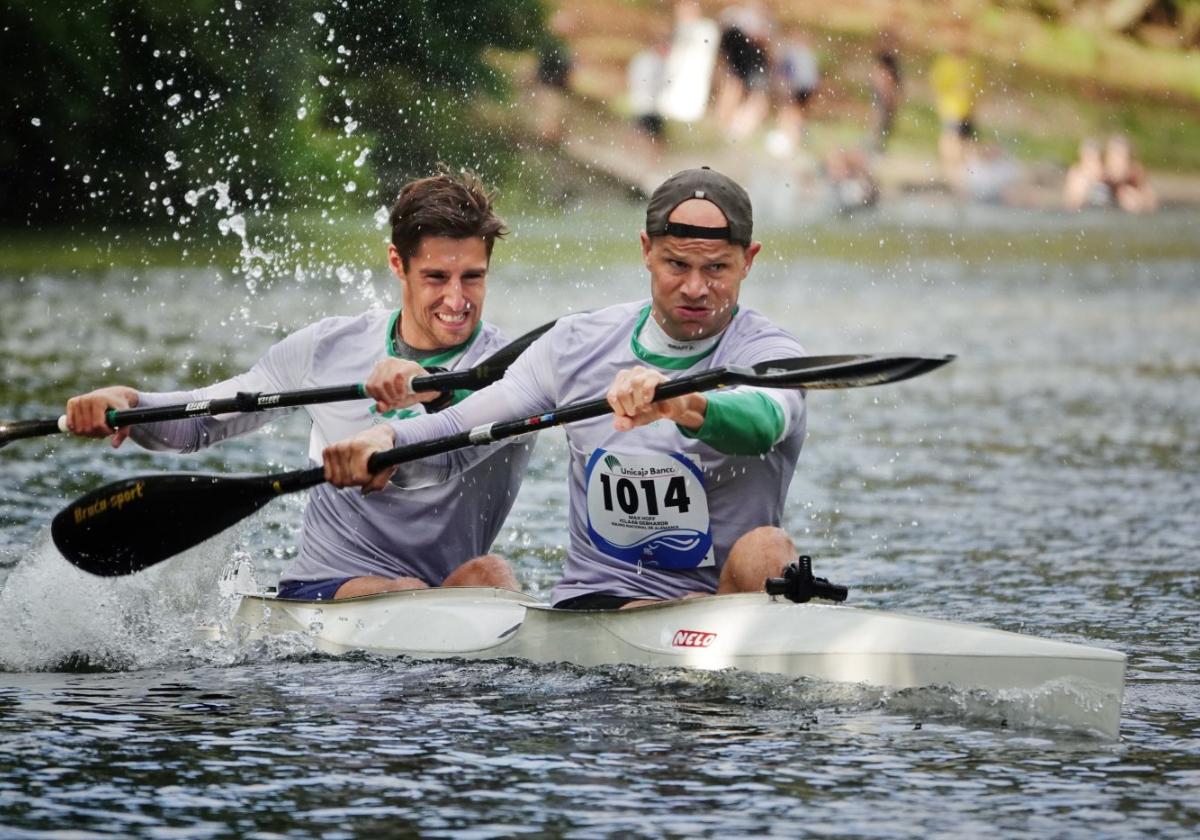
[0,0,547,227]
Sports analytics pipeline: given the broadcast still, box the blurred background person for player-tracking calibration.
[766,32,820,158]
[825,147,879,214]
[869,29,902,154]
[963,143,1023,205]
[628,33,670,154]
[1104,134,1157,213]
[533,9,576,145]
[1064,138,1113,210]
[714,4,772,141]
[930,31,981,191]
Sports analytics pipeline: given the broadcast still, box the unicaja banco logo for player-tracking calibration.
[604,454,621,472]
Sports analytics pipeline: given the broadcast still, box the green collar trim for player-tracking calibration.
[629,305,735,370]
[386,308,483,367]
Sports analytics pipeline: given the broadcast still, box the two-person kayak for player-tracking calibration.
[224,585,1125,738]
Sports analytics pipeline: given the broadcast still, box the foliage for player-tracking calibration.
[0,0,547,227]
[323,0,546,196]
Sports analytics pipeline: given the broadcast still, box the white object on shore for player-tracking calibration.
[658,17,719,122]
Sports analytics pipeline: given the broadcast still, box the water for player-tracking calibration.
[2,206,1198,836]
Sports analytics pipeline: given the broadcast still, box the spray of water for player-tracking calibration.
[0,528,247,673]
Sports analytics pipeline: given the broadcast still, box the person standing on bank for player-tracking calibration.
[64,170,531,601]
[326,167,807,610]
[868,29,902,153]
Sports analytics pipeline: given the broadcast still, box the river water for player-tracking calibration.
[1,203,1198,836]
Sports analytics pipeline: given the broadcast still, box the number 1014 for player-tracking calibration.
[598,474,692,515]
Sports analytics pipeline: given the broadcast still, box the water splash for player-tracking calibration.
[0,530,243,673]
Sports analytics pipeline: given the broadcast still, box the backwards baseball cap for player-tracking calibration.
[645,166,753,246]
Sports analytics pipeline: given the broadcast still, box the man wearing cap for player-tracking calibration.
[324,167,807,608]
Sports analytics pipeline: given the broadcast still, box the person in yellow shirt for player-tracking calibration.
[930,44,982,190]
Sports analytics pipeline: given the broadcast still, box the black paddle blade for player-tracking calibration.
[52,473,278,576]
[468,317,559,388]
[749,354,955,389]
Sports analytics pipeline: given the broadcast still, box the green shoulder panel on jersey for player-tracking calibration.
[678,389,785,455]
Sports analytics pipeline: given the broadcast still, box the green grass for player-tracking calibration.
[0,228,227,274]
[6,205,1200,278]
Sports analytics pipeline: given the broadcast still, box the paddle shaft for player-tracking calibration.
[1,317,558,447]
[249,352,954,496]
[266,366,740,496]
[102,365,512,427]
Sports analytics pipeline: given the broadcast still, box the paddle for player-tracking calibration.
[0,317,559,449]
[52,353,954,577]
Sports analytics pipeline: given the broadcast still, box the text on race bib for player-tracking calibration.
[584,449,714,570]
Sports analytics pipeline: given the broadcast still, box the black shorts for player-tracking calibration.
[275,577,353,601]
[944,119,976,140]
[554,592,636,611]
[635,114,664,138]
[720,27,768,84]
[537,50,572,89]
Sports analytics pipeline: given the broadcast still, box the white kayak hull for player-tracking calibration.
[230,588,1125,737]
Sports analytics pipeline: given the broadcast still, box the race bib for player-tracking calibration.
[584,448,714,569]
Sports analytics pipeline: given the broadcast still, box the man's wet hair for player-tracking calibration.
[389,167,508,268]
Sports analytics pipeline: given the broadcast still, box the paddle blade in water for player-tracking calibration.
[51,473,278,576]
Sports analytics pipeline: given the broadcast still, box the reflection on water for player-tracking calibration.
[1,208,1198,836]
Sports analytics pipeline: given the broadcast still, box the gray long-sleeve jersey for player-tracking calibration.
[383,300,806,604]
[128,309,532,586]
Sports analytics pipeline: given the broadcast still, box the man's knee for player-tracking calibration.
[334,575,426,599]
[465,553,508,576]
[731,526,794,560]
[719,527,795,594]
[446,553,518,589]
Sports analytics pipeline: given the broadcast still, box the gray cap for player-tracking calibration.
[645,166,753,246]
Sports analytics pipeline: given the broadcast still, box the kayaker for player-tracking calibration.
[63,170,531,600]
[326,167,808,610]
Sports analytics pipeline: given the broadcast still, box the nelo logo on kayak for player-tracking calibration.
[672,629,716,648]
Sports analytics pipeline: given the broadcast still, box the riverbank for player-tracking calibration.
[5,199,1200,276]
[503,0,1200,209]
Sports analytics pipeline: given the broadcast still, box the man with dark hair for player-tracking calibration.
[326,167,807,609]
[65,170,532,600]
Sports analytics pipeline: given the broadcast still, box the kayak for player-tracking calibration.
[227,587,1126,737]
